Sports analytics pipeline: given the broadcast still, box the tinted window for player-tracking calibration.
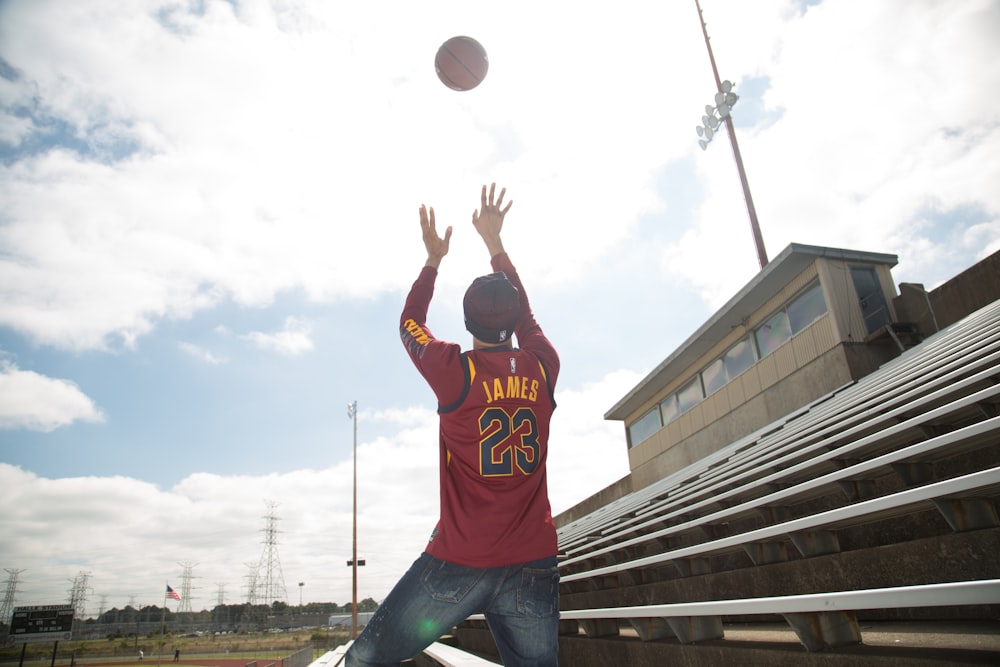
[677,377,704,414]
[660,394,680,425]
[788,283,828,333]
[702,358,727,396]
[755,310,791,358]
[725,337,756,378]
[628,407,662,447]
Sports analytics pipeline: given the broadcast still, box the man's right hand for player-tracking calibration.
[472,183,512,257]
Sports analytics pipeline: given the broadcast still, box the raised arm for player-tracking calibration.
[420,204,452,270]
[472,183,560,383]
[472,182,513,258]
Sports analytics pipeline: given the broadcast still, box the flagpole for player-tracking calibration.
[158,585,168,667]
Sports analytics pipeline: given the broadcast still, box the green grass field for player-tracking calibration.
[1,629,351,667]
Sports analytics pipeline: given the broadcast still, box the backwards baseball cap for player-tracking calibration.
[463,272,521,344]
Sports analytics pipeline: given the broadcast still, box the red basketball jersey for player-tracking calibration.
[400,253,560,567]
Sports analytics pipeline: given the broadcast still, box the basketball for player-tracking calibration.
[435,36,489,91]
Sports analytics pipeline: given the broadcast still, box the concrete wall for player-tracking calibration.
[895,249,1000,337]
[556,344,858,528]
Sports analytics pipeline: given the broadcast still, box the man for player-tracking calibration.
[345,184,560,666]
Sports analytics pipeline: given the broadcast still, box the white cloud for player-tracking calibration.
[4,0,992,356]
[0,368,635,609]
[0,112,33,146]
[178,341,228,365]
[242,317,314,356]
[0,408,438,609]
[2,0,995,352]
[0,359,105,431]
[0,0,703,351]
[547,369,640,515]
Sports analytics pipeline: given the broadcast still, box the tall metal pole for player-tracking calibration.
[695,0,768,269]
[347,400,358,639]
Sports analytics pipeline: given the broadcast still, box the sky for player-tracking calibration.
[1,0,999,617]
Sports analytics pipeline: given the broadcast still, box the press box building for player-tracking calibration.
[557,242,1000,524]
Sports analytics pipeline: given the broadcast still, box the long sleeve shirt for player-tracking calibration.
[399,252,560,567]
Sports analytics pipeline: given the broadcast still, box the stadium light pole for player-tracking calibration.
[346,400,359,640]
[694,0,768,269]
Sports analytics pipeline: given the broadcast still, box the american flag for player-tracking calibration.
[166,585,181,601]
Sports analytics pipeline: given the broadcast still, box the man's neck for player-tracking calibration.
[472,339,514,351]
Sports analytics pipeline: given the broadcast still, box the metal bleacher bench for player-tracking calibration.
[543,298,1000,658]
[422,642,500,666]
[312,640,500,667]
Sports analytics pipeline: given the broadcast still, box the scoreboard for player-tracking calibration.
[7,605,74,643]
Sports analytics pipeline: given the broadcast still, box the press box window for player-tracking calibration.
[702,336,757,397]
[628,407,662,448]
[755,310,792,358]
[660,394,680,425]
[756,283,828,359]
[676,376,704,414]
[701,357,727,396]
[788,283,828,332]
[725,337,756,378]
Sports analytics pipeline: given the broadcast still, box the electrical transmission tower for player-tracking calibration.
[243,562,258,606]
[1,569,25,624]
[241,562,261,629]
[67,571,92,619]
[214,583,228,628]
[177,562,197,613]
[256,500,288,605]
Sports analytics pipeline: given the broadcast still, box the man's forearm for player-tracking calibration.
[481,234,504,258]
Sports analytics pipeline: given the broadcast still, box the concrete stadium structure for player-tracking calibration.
[314,246,999,665]
[457,244,1000,665]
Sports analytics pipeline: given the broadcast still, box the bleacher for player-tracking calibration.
[309,639,500,667]
[315,300,1000,665]
[457,299,1000,664]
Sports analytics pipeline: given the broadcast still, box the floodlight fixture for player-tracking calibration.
[693,82,736,141]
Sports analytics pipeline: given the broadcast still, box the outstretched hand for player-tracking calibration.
[420,204,452,269]
[472,183,512,257]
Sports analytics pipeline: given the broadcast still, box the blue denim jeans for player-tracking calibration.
[345,552,559,667]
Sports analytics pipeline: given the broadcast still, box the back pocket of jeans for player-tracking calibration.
[517,566,559,617]
[420,559,486,603]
